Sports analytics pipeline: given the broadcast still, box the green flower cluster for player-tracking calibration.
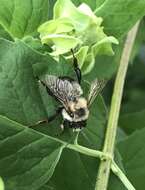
[38,0,118,74]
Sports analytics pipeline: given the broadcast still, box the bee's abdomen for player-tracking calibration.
[64,120,87,129]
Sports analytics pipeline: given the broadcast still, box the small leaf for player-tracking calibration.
[38,18,74,36]
[92,36,119,56]
[74,46,89,68]
[78,3,102,25]
[81,52,95,75]
[41,34,82,55]
[84,39,124,81]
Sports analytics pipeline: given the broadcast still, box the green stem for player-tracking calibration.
[66,143,136,190]
[111,161,136,190]
[95,21,140,190]
[66,143,107,159]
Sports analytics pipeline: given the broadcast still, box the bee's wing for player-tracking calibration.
[87,79,107,107]
[41,75,83,109]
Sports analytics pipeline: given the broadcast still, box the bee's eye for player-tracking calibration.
[76,108,85,117]
[69,112,74,117]
[68,96,77,102]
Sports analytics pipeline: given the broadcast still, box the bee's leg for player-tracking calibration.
[29,107,63,127]
[60,119,68,131]
[60,123,64,131]
[55,120,68,137]
[71,49,82,84]
[31,118,49,126]
[55,121,65,137]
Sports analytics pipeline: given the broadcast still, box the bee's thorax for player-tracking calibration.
[62,106,89,122]
[69,97,87,112]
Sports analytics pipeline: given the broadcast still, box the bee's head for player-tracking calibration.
[69,97,89,120]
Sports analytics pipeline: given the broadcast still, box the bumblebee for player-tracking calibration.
[35,50,106,131]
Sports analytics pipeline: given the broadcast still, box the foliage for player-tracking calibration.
[0,0,145,190]
[38,0,118,74]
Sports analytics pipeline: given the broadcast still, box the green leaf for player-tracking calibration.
[22,36,52,54]
[92,36,119,56]
[116,128,127,142]
[0,0,49,38]
[49,149,99,190]
[0,38,47,125]
[0,37,74,138]
[81,52,95,75]
[119,110,145,135]
[41,34,82,55]
[118,127,145,190]
[38,18,74,35]
[84,39,124,81]
[44,148,126,190]
[0,38,75,129]
[33,52,73,78]
[75,46,89,68]
[0,38,76,189]
[95,0,145,38]
[82,35,118,74]
[0,116,64,190]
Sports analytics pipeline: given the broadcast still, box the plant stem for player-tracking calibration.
[95,21,140,190]
[66,143,107,159]
[111,161,136,190]
[66,143,136,190]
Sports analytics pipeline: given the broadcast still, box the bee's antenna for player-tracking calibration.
[70,49,82,84]
[71,49,76,61]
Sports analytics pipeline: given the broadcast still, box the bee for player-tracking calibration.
[35,50,106,132]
